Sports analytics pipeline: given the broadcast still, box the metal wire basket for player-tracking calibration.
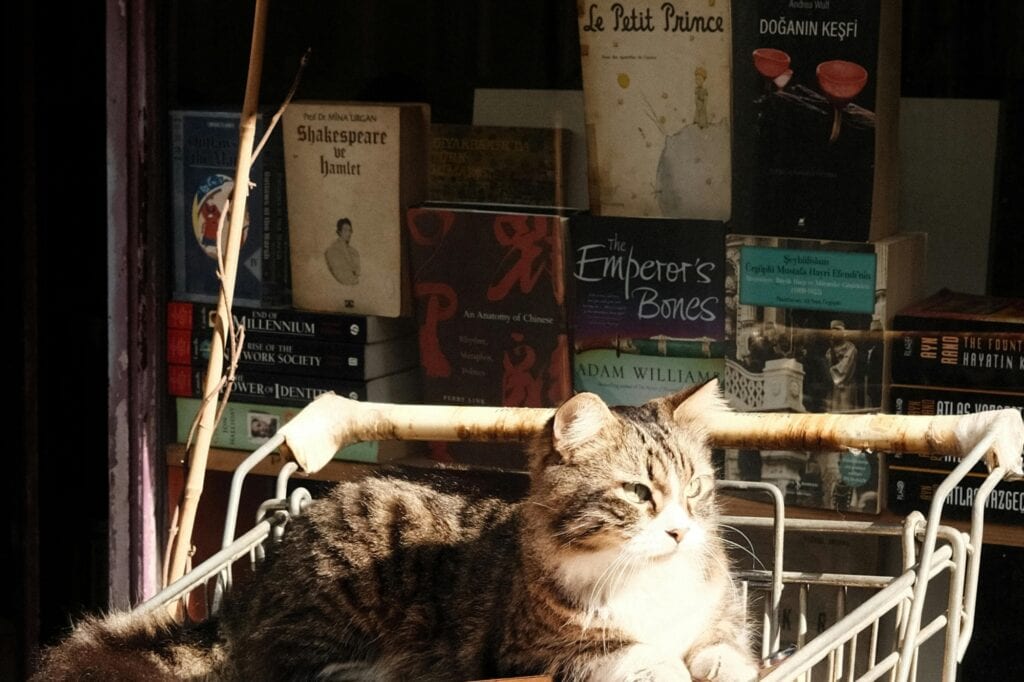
[139,393,1024,682]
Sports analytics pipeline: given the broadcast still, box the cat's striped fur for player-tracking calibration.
[33,382,759,681]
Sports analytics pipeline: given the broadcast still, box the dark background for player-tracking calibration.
[8,1,1023,679]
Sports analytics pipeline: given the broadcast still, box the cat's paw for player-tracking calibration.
[688,643,759,682]
[587,644,692,681]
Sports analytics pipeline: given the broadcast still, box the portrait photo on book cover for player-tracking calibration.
[248,412,280,443]
[324,216,361,286]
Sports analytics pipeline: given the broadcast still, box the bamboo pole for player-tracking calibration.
[164,0,270,594]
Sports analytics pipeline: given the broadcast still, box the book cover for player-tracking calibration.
[890,290,1024,391]
[173,397,417,463]
[730,0,901,241]
[406,205,573,469]
[167,365,421,408]
[428,123,571,208]
[888,384,1024,475]
[717,231,927,514]
[725,232,927,414]
[166,300,416,345]
[167,329,418,381]
[282,100,430,317]
[170,110,290,307]
[576,0,732,220]
[569,213,727,404]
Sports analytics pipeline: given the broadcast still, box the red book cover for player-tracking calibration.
[407,205,573,468]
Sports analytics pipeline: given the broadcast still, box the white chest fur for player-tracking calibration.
[559,548,725,658]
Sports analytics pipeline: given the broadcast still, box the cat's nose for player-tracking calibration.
[666,528,686,544]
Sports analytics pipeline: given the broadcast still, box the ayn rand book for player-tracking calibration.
[569,214,727,404]
[577,0,732,220]
[166,300,416,345]
[170,110,290,307]
[730,0,901,241]
[282,100,429,317]
[890,289,1024,391]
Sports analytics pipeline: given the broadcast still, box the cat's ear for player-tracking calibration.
[667,378,731,427]
[552,391,615,458]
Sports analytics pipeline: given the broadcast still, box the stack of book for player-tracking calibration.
[166,301,422,463]
[886,289,1024,526]
[575,1,914,512]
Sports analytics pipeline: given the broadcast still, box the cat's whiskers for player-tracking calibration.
[717,523,764,570]
[718,536,767,571]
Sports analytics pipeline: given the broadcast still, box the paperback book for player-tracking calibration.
[718,231,927,514]
[428,123,571,208]
[173,397,415,463]
[170,109,290,307]
[730,0,902,240]
[166,329,418,381]
[577,0,733,220]
[282,100,429,317]
[569,214,727,404]
[406,204,573,469]
[167,365,420,408]
[166,300,415,345]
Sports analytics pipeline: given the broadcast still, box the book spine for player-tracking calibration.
[166,328,399,380]
[259,124,292,306]
[173,397,385,463]
[888,384,1024,473]
[167,364,371,407]
[166,300,372,344]
[889,330,1024,391]
[887,465,1024,526]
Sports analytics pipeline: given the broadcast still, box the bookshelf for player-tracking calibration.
[12,1,1023,679]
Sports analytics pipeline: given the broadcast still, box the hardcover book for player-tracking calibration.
[167,365,421,408]
[730,0,901,241]
[890,289,1024,391]
[428,123,571,208]
[887,384,1024,475]
[173,397,417,463]
[576,0,732,220]
[170,110,290,307]
[569,214,727,404]
[282,100,430,317]
[167,329,418,381]
[406,204,574,469]
[166,300,416,345]
[717,231,927,514]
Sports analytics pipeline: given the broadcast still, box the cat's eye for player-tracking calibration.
[622,482,652,504]
[684,475,712,498]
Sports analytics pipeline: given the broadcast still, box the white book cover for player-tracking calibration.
[282,100,428,317]
[577,1,732,220]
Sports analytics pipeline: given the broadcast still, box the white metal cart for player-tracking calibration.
[139,393,1024,682]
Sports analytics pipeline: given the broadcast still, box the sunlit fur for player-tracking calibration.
[32,382,759,681]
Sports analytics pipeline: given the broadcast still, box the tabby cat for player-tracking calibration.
[34,382,760,681]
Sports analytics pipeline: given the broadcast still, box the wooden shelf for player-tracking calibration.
[165,444,1023,548]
